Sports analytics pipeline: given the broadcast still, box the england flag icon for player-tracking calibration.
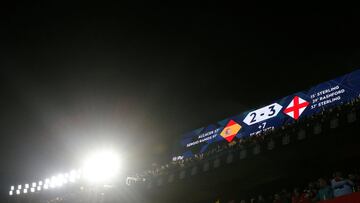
[283,96,310,120]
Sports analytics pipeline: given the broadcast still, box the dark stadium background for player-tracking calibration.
[1,2,360,201]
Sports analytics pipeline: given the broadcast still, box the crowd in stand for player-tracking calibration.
[130,98,360,182]
[224,171,360,203]
[10,98,360,203]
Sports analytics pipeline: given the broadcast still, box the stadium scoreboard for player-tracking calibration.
[174,70,360,159]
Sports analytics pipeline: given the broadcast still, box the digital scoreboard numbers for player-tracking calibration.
[243,103,283,125]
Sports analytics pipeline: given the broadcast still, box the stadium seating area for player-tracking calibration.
[8,97,360,203]
[129,97,360,185]
[129,97,360,203]
[218,170,360,203]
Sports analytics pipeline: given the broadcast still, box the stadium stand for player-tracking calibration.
[7,96,360,203]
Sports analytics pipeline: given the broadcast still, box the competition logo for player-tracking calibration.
[220,120,241,142]
[283,96,310,120]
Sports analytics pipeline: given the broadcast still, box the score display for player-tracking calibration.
[174,70,360,158]
[243,103,283,125]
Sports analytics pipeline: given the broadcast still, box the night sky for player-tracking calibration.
[1,2,359,197]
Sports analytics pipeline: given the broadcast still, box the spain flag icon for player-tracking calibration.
[220,120,242,142]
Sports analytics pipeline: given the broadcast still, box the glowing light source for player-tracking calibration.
[8,168,84,195]
[56,174,64,187]
[82,150,121,183]
[63,173,69,184]
[50,176,57,188]
[69,170,77,182]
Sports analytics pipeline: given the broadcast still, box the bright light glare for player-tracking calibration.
[49,174,64,188]
[9,191,13,196]
[10,186,14,191]
[69,170,77,182]
[56,174,64,187]
[63,173,69,183]
[50,176,57,188]
[82,150,121,183]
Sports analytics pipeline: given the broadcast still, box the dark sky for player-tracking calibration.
[1,2,359,197]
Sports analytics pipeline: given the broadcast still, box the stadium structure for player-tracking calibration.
[6,70,360,203]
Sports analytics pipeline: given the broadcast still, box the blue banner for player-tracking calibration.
[174,70,360,159]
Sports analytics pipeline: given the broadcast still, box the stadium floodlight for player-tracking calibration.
[23,189,28,194]
[38,181,43,186]
[82,149,121,183]
[32,182,36,187]
[77,169,82,179]
[55,174,64,187]
[18,185,22,190]
[45,178,50,184]
[69,170,77,183]
[30,188,35,193]
[50,176,57,188]
[9,190,13,196]
[37,186,41,191]
[63,173,69,184]
[16,190,20,195]
[49,174,64,188]
[43,184,49,190]
[10,186,14,191]
[25,183,29,189]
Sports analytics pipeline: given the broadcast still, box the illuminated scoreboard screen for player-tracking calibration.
[174,70,360,158]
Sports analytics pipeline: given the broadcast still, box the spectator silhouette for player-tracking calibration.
[299,183,316,203]
[291,188,301,203]
[273,194,283,203]
[314,178,333,201]
[280,189,291,203]
[331,172,354,197]
[258,195,267,203]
